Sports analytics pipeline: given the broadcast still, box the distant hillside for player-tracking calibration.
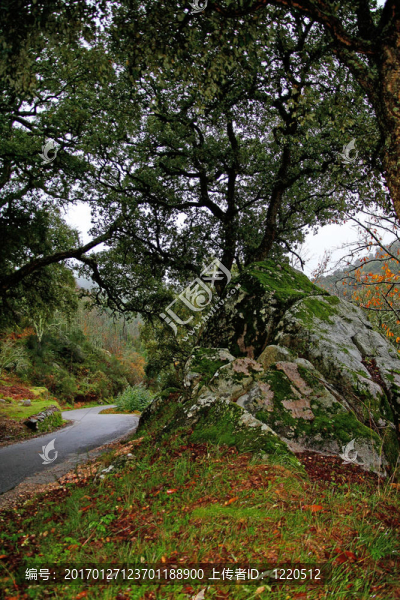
[317,240,400,297]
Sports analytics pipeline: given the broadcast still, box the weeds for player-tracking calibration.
[1,429,399,599]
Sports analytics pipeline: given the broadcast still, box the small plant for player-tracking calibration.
[88,514,116,535]
[37,411,63,432]
[115,384,154,413]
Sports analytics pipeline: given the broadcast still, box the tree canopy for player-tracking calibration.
[0,0,396,324]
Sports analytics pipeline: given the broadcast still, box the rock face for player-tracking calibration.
[141,260,400,475]
[191,260,400,474]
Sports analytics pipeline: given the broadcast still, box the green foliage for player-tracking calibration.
[23,328,128,404]
[37,411,63,433]
[115,384,154,413]
[0,338,30,376]
[0,297,146,405]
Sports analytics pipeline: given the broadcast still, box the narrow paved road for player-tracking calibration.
[0,406,139,495]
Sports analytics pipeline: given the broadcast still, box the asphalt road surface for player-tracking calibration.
[0,406,139,495]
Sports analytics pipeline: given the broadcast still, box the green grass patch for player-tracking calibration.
[0,398,61,420]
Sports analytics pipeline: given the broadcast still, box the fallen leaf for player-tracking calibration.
[224,496,238,505]
[166,489,178,494]
[255,586,265,594]
[192,589,206,600]
[334,548,357,564]
[0,555,6,559]
[75,592,88,599]
[303,504,323,512]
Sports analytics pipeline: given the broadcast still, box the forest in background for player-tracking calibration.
[0,285,145,407]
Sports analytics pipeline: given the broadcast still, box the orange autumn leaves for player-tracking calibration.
[349,251,400,353]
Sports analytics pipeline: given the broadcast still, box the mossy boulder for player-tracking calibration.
[143,260,400,475]
[195,260,399,473]
[139,377,300,469]
[176,345,391,474]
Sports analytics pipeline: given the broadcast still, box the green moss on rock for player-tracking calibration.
[246,260,325,304]
[294,296,339,327]
[189,400,298,467]
[189,348,231,386]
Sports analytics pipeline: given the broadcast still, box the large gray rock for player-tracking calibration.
[190,260,400,474]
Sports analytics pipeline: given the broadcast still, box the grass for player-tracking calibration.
[0,426,399,600]
[62,401,107,411]
[99,407,141,415]
[0,398,61,421]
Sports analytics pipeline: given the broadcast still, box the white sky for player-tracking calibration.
[64,201,367,277]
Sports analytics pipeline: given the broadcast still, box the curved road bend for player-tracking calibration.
[0,405,139,495]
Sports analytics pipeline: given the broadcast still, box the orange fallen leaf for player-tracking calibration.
[0,555,7,559]
[166,489,178,494]
[75,592,88,599]
[224,496,238,505]
[255,587,265,595]
[334,548,357,564]
[303,504,323,512]
[80,505,93,513]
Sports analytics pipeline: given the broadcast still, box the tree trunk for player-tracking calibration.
[378,23,400,221]
[251,146,291,263]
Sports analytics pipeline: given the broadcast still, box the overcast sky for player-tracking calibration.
[64,196,372,278]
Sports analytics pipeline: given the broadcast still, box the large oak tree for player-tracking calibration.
[114,0,400,223]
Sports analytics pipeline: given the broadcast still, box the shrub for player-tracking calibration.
[115,384,155,413]
[0,338,30,376]
[38,411,63,432]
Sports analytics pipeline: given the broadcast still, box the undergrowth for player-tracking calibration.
[0,423,399,600]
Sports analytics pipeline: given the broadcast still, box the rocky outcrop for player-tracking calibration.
[24,405,61,431]
[143,260,400,475]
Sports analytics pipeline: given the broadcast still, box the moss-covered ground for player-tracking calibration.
[1,411,400,600]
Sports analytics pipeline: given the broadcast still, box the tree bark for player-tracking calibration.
[378,14,400,220]
[210,0,400,223]
[251,145,291,263]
